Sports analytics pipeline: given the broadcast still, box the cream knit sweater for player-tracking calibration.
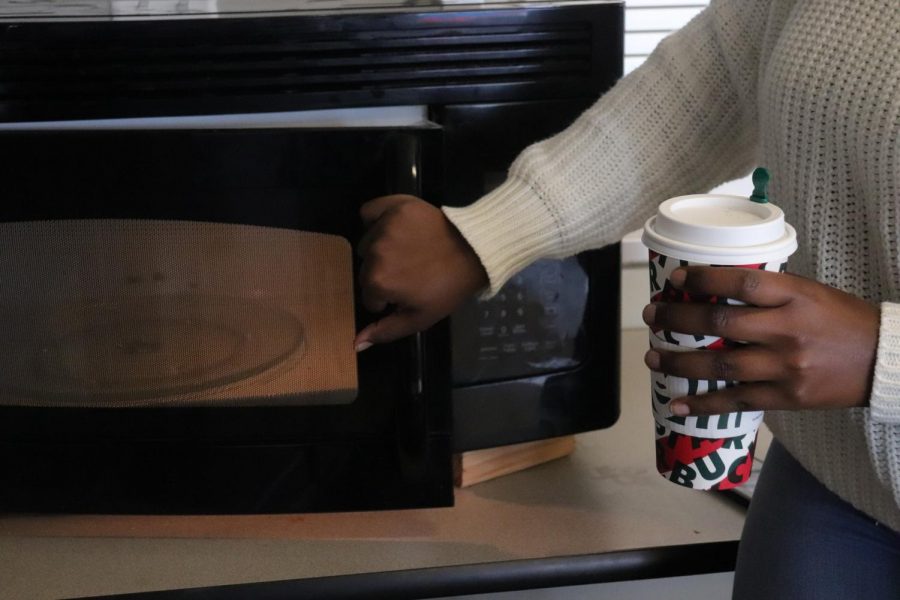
[444,0,900,531]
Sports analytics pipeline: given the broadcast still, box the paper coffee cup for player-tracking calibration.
[642,193,797,490]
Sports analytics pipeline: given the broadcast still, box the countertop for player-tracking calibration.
[0,329,767,599]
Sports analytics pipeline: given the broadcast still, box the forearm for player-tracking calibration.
[445,0,776,295]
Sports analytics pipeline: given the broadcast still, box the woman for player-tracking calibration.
[355,0,900,596]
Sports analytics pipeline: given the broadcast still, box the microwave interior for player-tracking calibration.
[0,126,453,513]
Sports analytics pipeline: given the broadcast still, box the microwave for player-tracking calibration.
[0,1,624,513]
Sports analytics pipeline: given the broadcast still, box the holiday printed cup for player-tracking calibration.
[642,188,797,490]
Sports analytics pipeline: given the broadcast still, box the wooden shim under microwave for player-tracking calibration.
[453,435,576,488]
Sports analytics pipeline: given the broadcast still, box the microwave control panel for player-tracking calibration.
[450,257,590,386]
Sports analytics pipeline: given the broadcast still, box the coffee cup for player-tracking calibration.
[641,180,797,490]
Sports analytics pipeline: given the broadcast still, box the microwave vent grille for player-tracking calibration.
[0,9,617,121]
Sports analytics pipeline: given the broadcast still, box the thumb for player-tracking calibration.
[354,311,426,350]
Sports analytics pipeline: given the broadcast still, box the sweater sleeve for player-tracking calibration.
[870,302,900,423]
[443,0,778,295]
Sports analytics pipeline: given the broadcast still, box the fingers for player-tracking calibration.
[358,197,411,257]
[645,268,881,415]
[671,266,799,307]
[645,346,782,383]
[643,301,778,343]
[354,311,431,350]
[359,194,419,226]
[356,211,404,313]
[644,346,793,417]
[643,266,803,343]
[357,257,393,313]
[666,382,783,416]
[355,195,485,348]
[644,343,784,416]
[645,346,784,416]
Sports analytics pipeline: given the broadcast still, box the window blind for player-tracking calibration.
[619,0,751,267]
[625,0,709,73]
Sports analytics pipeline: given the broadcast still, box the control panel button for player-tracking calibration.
[451,257,588,385]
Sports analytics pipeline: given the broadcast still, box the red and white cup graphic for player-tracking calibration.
[642,194,797,490]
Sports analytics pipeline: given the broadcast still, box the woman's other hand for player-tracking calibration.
[354,195,488,350]
[642,267,880,416]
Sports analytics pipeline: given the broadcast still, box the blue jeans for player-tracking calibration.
[733,440,900,599]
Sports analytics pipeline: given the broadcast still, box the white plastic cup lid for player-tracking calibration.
[642,194,797,264]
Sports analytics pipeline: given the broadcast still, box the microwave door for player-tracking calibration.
[0,126,452,513]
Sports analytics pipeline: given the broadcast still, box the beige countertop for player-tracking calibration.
[0,329,766,599]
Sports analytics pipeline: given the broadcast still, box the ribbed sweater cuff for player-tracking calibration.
[870,302,900,423]
[442,176,565,297]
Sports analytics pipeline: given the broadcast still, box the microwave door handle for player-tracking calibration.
[386,135,421,197]
[413,332,424,396]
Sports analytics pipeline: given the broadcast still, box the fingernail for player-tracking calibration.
[670,269,686,289]
[642,304,657,325]
[355,341,373,353]
[670,403,690,417]
[644,350,660,370]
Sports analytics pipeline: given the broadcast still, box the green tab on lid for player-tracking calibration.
[750,167,770,203]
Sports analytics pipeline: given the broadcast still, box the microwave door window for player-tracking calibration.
[0,221,358,408]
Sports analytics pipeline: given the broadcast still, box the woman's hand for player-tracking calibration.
[354,195,489,350]
[642,266,881,416]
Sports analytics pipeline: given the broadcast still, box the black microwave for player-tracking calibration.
[0,1,624,514]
